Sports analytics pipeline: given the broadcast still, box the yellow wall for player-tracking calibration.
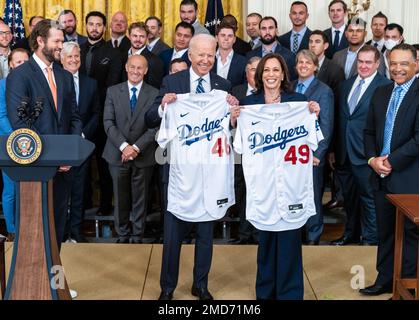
[1,0,242,46]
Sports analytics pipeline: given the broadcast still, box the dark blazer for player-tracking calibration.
[6,56,82,135]
[212,51,246,88]
[364,78,419,193]
[121,47,164,89]
[12,36,31,52]
[106,35,131,54]
[240,90,307,106]
[80,39,123,107]
[278,28,312,53]
[324,27,349,59]
[293,78,334,161]
[64,33,88,45]
[336,74,391,166]
[365,40,386,54]
[333,45,386,79]
[232,83,251,100]
[233,37,252,56]
[246,42,297,80]
[145,69,232,128]
[159,48,191,75]
[103,82,159,168]
[78,73,100,140]
[150,39,170,56]
[318,57,345,96]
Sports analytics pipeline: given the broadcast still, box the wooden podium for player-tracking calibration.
[386,194,419,300]
[0,134,94,300]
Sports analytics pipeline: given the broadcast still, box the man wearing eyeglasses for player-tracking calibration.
[0,23,13,79]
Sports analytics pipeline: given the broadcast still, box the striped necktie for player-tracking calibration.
[381,86,404,156]
[196,78,205,94]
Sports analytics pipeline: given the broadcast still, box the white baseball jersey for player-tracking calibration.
[234,102,323,232]
[157,90,235,222]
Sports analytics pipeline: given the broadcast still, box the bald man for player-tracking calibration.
[103,55,159,244]
[107,11,131,53]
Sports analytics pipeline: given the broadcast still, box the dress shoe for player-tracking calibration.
[116,237,130,244]
[228,238,249,245]
[96,207,112,216]
[360,241,377,246]
[330,236,360,246]
[191,286,214,300]
[130,238,143,244]
[359,283,392,296]
[323,199,344,210]
[72,234,88,243]
[158,291,173,300]
[306,240,319,245]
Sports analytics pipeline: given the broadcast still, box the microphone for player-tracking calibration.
[32,97,44,121]
[17,96,30,125]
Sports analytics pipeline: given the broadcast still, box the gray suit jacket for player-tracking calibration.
[333,45,386,79]
[193,21,210,35]
[102,81,159,168]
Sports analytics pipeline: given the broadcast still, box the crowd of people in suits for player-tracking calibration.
[0,0,418,300]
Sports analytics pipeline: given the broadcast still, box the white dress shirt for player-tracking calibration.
[171,48,188,61]
[111,35,125,48]
[33,52,56,85]
[331,25,346,45]
[216,49,234,80]
[148,38,160,51]
[347,71,378,106]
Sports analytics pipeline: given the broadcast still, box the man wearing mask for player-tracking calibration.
[383,23,404,79]
[58,10,87,45]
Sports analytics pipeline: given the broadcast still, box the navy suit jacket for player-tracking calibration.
[324,27,349,59]
[78,73,100,140]
[212,52,246,88]
[240,90,307,106]
[159,48,191,76]
[364,78,419,193]
[294,78,334,161]
[337,74,391,166]
[246,43,297,80]
[6,57,82,135]
[145,69,231,129]
[278,28,312,53]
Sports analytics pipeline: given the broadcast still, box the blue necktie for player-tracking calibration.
[292,33,299,54]
[381,86,404,156]
[130,87,138,113]
[196,77,205,94]
[296,83,304,94]
[348,79,365,114]
[333,30,340,50]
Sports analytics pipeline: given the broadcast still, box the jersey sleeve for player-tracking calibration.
[157,106,178,149]
[307,113,324,152]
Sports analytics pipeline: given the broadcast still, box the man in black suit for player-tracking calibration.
[58,9,87,45]
[361,44,419,296]
[6,19,82,249]
[145,16,170,56]
[324,0,349,59]
[278,1,312,54]
[213,23,246,88]
[107,11,131,53]
[145,34,238,300]
[246,13,262,50]
[12,15,43,52]
[330,46,391,246]
[246,16,297,80]
[103,55,159,244]
[121,22,164,90]
[221,14,252,56]
[159,22,194,75]
[61,41,99,243]
[80,11,123,216]
[365,11,388,54]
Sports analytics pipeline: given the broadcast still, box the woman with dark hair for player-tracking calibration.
[230,53,320,300]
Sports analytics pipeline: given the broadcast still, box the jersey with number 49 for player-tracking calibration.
[234,102,323,232]
[157,90,235,222]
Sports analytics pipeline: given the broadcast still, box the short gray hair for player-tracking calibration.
[61,41,80,58]
[189,34,216,52]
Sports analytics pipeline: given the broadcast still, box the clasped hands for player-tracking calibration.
[370,155,392,178]
[121,145,139,163]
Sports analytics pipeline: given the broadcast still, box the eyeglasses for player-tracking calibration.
[0,31,12,37]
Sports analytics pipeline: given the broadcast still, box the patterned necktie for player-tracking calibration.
[333,30,340,50]
[348,79,365,114]
[73,74,79,105]
[46,66,57,111]
[196,78,205,94]
[292,33,299,54]
[381,86,404,156]
[373,42,378,48]
[130,87,138,113]
[249,40,254,49]
[296,83,304,94]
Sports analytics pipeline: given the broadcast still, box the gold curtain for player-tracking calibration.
[0,0,242,46]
